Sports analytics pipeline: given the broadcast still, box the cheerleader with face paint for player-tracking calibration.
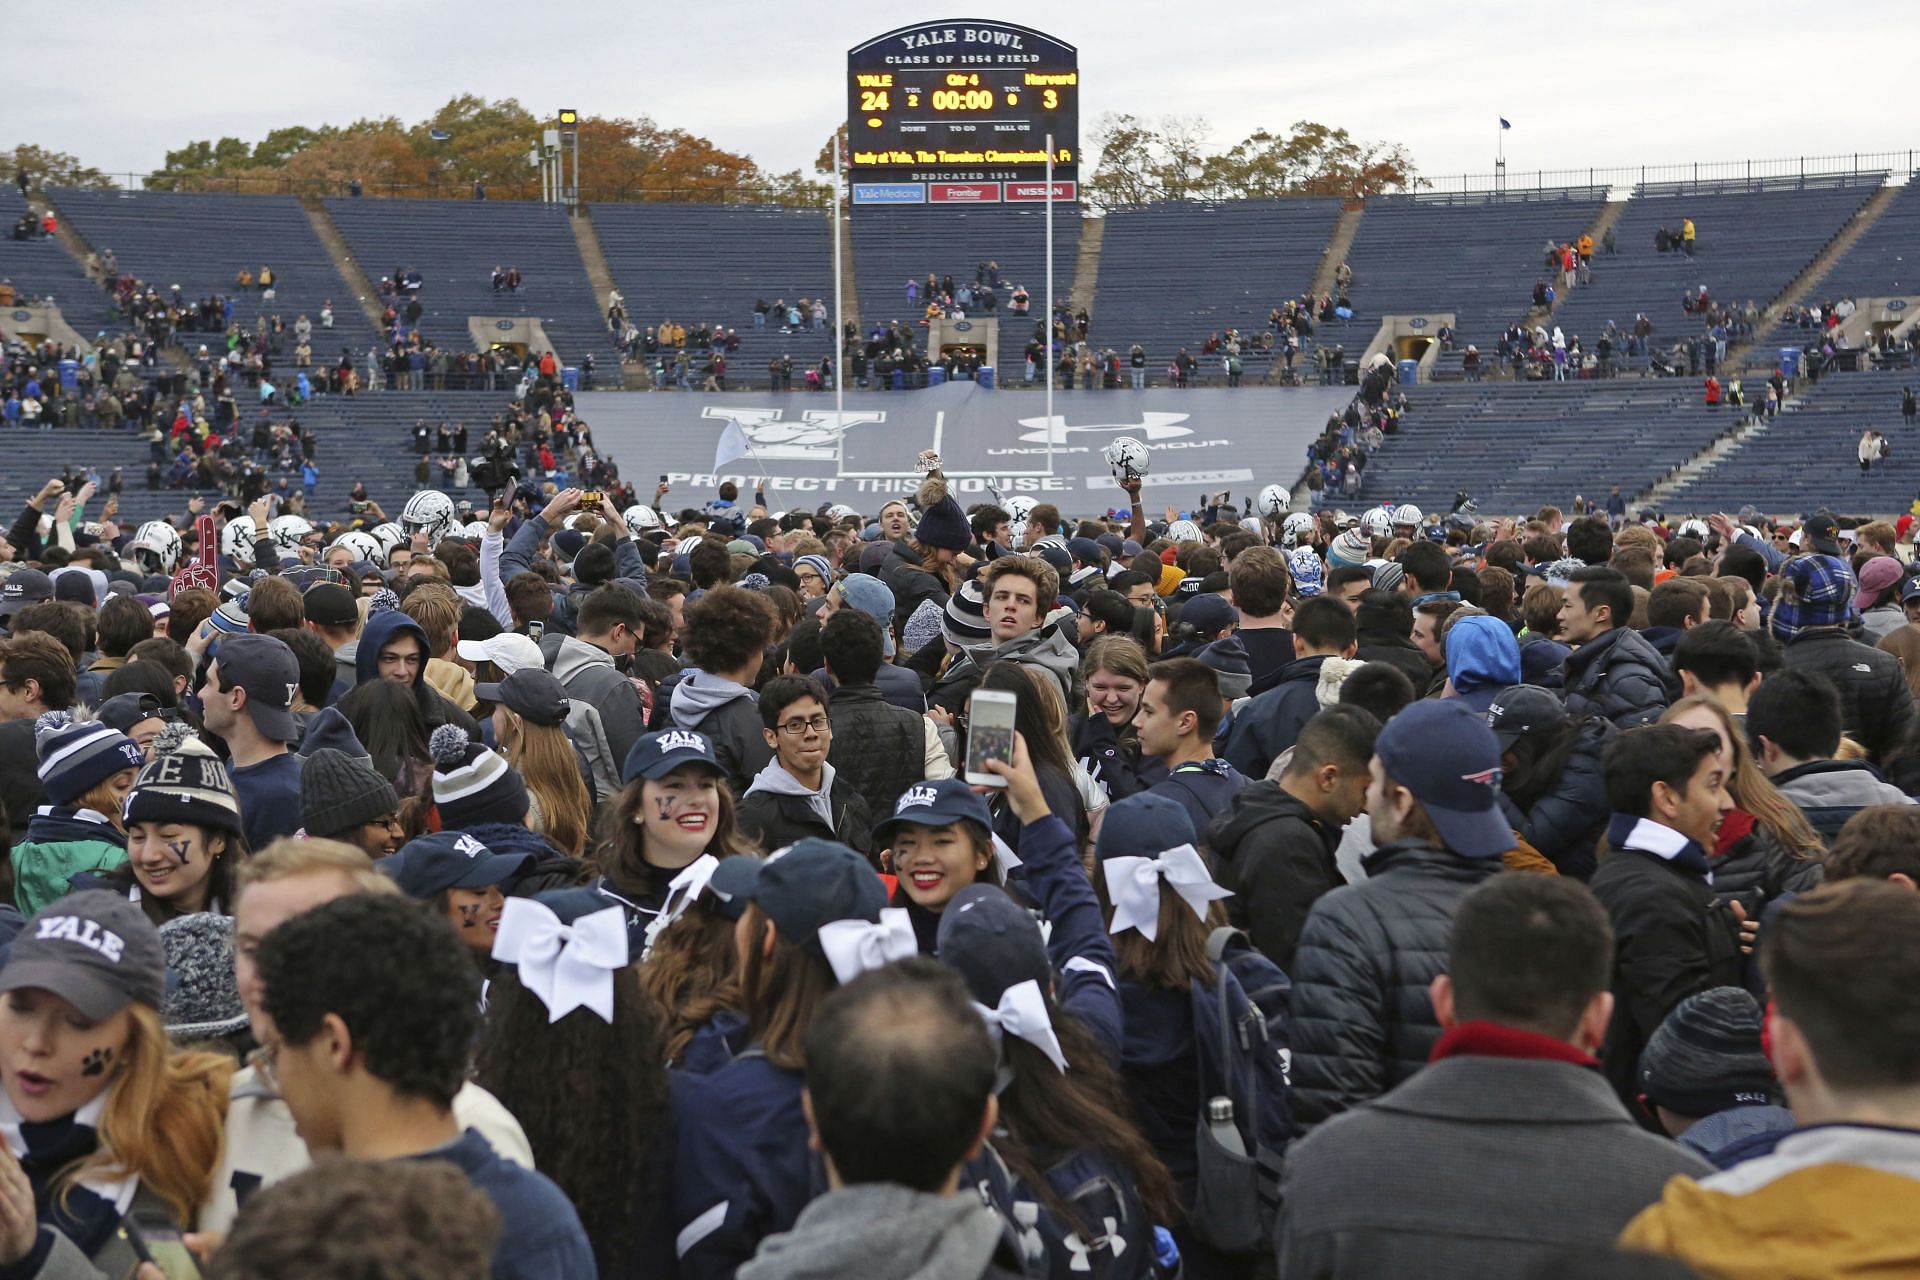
[379,832,534,970]
[0,891,232,1276]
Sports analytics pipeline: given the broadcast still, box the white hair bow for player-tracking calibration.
[1102,844,1233,941]
[974,978,1068,1074]
[989,832,1023,880]
[491,898,630,1024]
[639,854,720,960]
[818,907,917,984]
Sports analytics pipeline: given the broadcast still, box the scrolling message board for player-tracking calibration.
[848,20,1078,194]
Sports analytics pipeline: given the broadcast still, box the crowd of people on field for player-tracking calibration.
[2,381,1920,1278]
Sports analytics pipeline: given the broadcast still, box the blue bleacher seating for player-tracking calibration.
[591,203,832,389]
[1338,189,1605,362]
[1351,379,1726,513]
[0,186,132,340]
[1552,177,1879,365]
[852,204,1078,377]
[49,188,377,350]
[1671,367,1918,513]
[323,197,608,366]
[1091,198,1344,379]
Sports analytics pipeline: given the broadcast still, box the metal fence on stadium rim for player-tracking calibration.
[89,150,1920,206]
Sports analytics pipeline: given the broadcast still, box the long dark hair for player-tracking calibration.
[737,903,839,1071]
[978,663,1076,781]
[992,998,1179,1229]
[337,678,431,796]
[1501,716,1590,813]
[475,965,672,1277]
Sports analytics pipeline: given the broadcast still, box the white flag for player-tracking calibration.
[713,418,751,471]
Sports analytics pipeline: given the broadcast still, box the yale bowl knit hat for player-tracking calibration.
[123,724,245,837]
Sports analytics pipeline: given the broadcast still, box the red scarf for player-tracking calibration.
[1430,1020,1598,1068]
[1714,807,1757,858]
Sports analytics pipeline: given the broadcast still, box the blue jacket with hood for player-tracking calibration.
[1444,615,1522,716]
[353,610,481,739]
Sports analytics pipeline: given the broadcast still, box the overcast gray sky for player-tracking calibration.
[19,2,1920,186]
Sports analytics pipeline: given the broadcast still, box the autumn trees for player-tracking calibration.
[1082,114,1420,208]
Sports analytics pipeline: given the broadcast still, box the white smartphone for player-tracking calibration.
[964,689,1018,788]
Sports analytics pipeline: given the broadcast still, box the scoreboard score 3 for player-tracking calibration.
[847,20,1079,181]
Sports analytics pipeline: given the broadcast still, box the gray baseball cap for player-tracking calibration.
[0,891,167,1019]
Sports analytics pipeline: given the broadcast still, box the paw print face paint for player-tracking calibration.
[81,1046,112,1078]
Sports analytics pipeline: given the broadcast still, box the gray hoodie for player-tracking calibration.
[551,634,648,770]
[743,758,837,831]
[738,1183,1013,1280]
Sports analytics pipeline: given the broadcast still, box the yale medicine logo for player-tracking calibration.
[699,408,887,461]
[36,916,127,962]
[898,784,941,810]
[656,730,710,754]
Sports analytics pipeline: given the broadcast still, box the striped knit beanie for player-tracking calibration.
[796,555,834,587]
[122,724,244,836]
[942,578,991,649]
[34,713,145,807]
[1638,986,1779,1117]
[428,724,528,829]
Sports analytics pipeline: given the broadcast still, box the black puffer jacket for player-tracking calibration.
[1288,839,1499,1134]
[1497,717,1616,880]
[1561,626,1679,728]
[1207,780,1342,971]
[1707,817,1823,909]
[876,540,952,637]
[1778,629,1918,763]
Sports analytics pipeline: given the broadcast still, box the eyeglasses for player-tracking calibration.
[796,569,824,582]
[776,715,831,736]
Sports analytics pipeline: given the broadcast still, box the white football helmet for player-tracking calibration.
[1005,495,1038,525]
[1282,512,1317,549]
[1361,508,1393,539]
[128,521,183,575]
[1679,518,1709,541]
[220,516,257,567]
[1256,484,1290,519]
[826,504,860,522]
[268,514,314,553]
[1103,436,1152,483]
[401,491,457,549]
[1391,503,1423,531]
[1166,519,1203,544]
[328,530,382,566]
[370,523,407,559]
[623,504,662,537]
[461,521,490,540]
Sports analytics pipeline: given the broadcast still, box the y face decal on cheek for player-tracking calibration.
[653,797,677,823]
[456,902,483,928]
[166,840,192,866]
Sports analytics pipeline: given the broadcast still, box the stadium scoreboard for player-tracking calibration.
[848,20,1078,204]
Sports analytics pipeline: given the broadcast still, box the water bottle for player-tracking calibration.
[1207,1096,1246,1156]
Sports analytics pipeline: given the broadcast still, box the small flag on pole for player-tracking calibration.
[1499,118,1512,130]
[714,418,751,471]
[428,128,452,141]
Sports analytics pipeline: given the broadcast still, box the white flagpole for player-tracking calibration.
[1045,133,1055,478]
[833,132,845,455]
